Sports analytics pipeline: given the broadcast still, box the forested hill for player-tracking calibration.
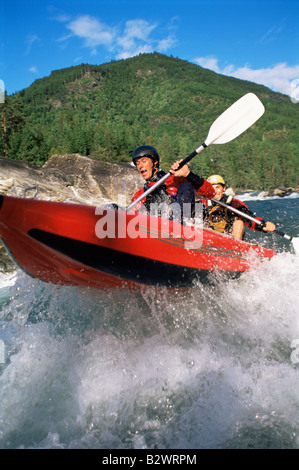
[1,52,298,190]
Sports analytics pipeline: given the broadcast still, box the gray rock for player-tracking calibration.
[0,154,143,206]
[260,186,297,198]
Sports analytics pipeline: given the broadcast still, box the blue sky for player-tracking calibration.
[1,0,299,101]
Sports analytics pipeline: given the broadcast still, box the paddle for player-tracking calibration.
[208,196,299,254]
[126,93,265,212]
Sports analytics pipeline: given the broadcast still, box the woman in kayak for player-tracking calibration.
[200,174,276,239]
[131,145,215,221]
[167,162,276,239]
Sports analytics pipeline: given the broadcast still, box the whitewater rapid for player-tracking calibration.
[236,191,299,202]
[0,246,298,449]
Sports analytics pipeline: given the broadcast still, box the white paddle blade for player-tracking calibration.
[204,93,265,146]
[292,237,299,255]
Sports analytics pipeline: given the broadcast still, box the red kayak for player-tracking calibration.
[0,195,275,289]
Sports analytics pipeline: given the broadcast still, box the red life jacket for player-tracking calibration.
[132,174,215,209]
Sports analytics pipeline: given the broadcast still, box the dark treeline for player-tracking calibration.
[1,53,298,191]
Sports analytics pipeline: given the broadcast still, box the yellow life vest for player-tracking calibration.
[206,195,235,233]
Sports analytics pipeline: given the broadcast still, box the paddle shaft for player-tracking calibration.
[209,197,294,241]
[126,145,206,212]
[126,93,265,212]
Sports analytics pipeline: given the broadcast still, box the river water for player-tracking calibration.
[0,194,298,449]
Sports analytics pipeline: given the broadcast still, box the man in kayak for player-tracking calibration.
[131,145,215,221]
[201,174,276,239]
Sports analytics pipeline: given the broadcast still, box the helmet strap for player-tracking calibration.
[151,160,159,177]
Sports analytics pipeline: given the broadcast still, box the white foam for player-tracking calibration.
[237,191,299,202]
[0,271,18,289]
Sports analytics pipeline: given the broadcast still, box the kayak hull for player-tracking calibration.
[0,195,276,289]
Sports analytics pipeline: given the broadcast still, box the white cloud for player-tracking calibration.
[258,23,285,45]
[116,19,158,59]
[193,56,299,98]
[29,66,38,74]
[116,44,153,61]
[54,14,72,23]
[25,34,40,55]
[57,14,176,60]
[157,36,177,53]
[194,56,221,74]
[124,19,157,41]
[66,15,114,49]
[115,19,177,60]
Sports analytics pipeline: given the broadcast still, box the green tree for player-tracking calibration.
[0,94,26,157]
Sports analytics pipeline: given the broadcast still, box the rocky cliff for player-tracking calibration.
[0,154,143,205]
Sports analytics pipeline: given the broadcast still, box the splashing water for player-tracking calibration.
[0,197,298,449]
